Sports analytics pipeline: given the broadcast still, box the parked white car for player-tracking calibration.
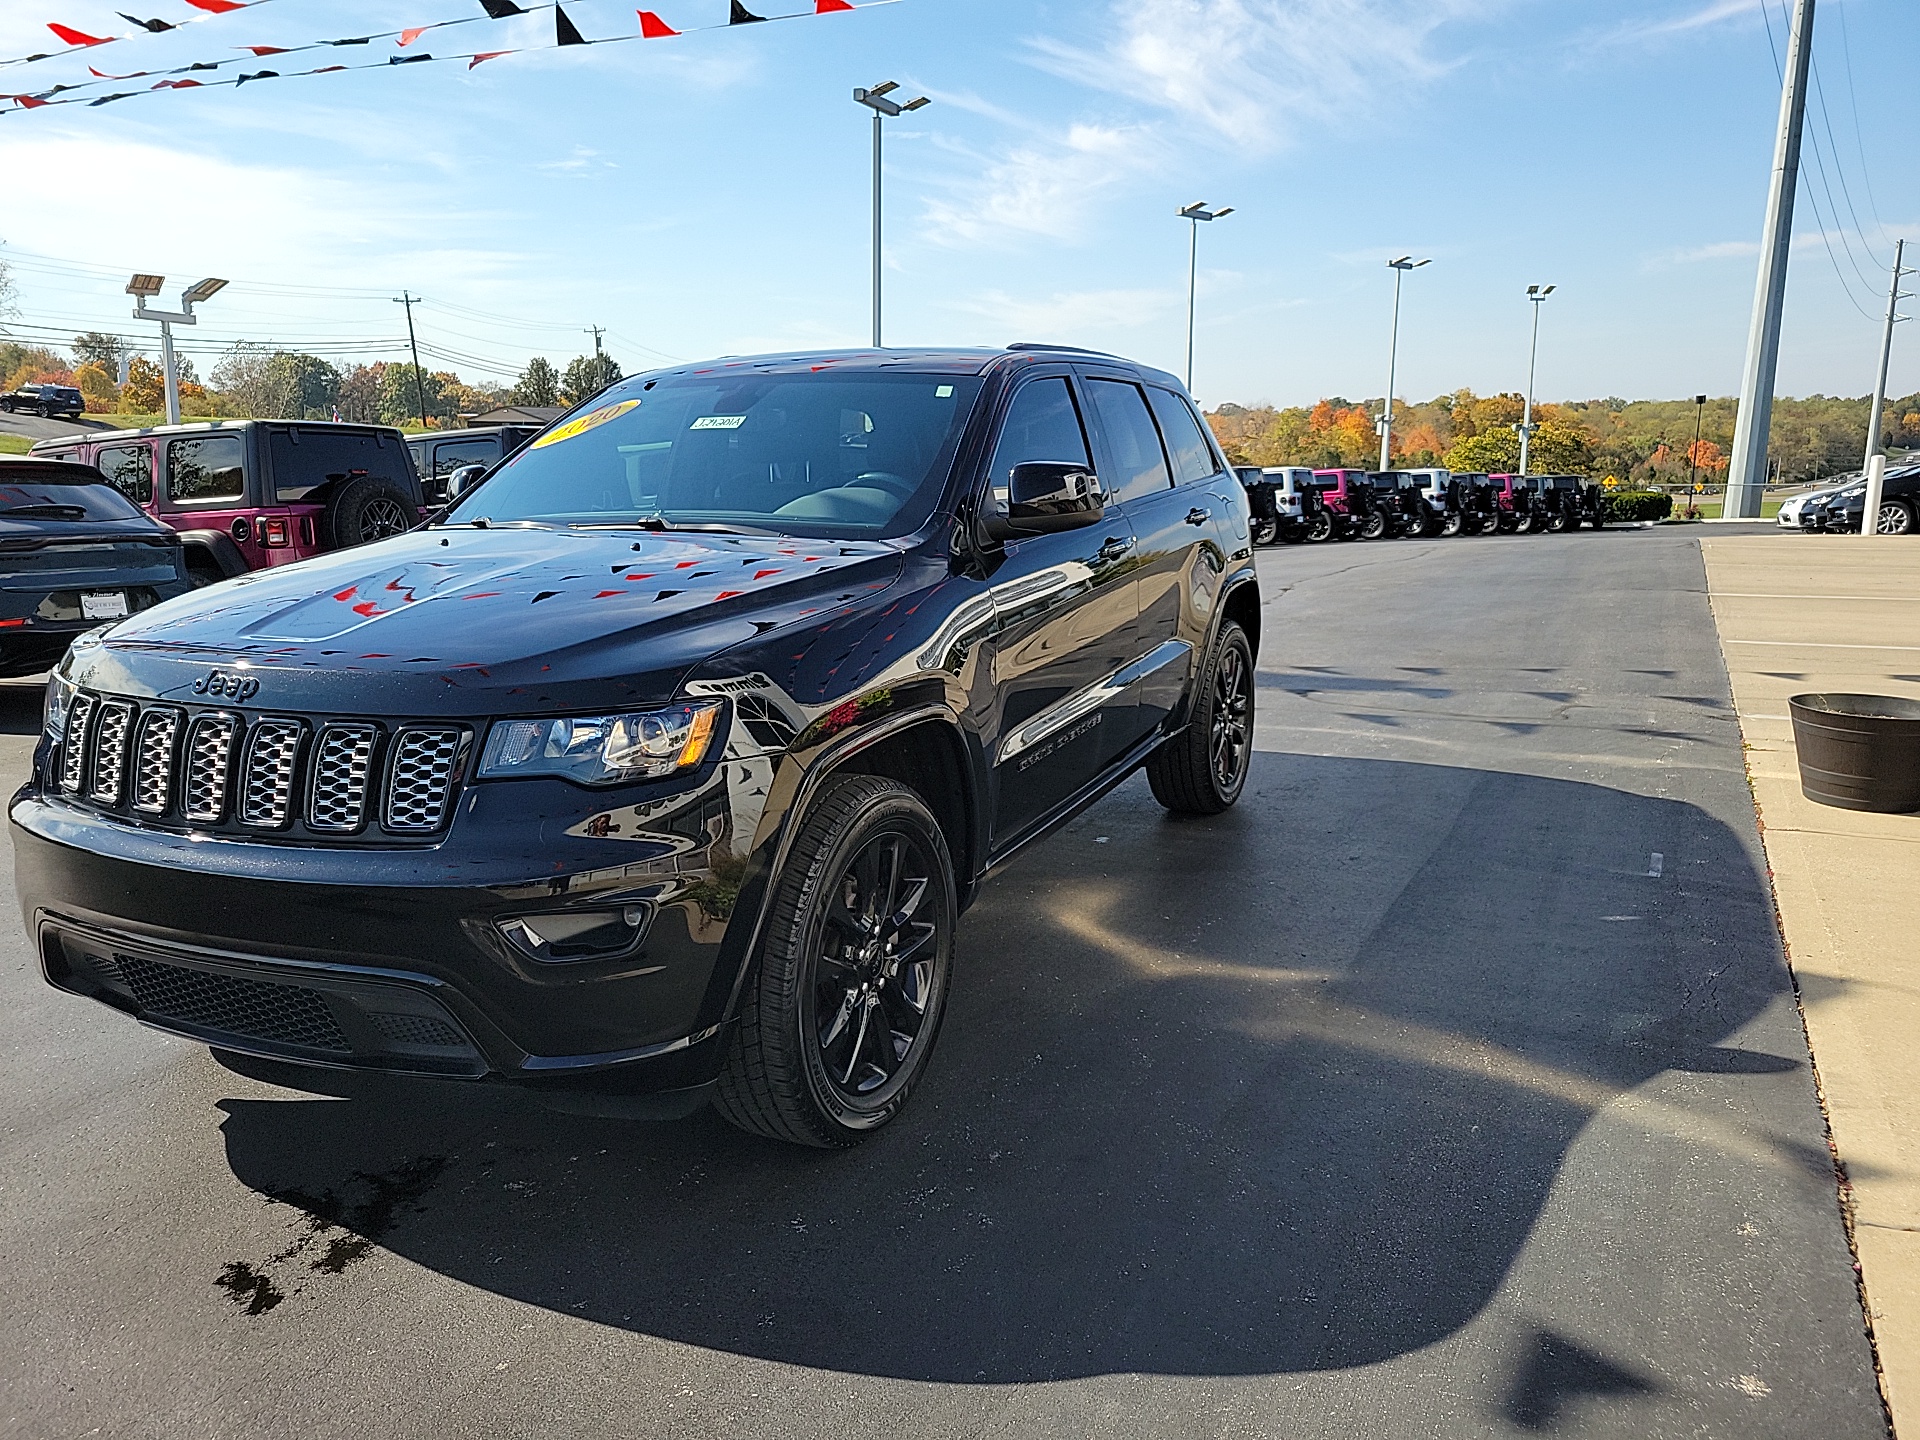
[1778,479,1856,529]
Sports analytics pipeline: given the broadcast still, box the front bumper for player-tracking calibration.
[13,760,772,1092]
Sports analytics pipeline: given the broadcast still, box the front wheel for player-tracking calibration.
[1147,621,1253,816]
[715,775,957,1148]
[1877,501,1915,536]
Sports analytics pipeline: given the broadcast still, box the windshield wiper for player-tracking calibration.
[568,518,779,537]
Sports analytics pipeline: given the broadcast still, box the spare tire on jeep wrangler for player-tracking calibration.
[323,476,416,550]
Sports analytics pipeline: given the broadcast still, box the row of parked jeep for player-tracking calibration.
[1235,467,1610,545]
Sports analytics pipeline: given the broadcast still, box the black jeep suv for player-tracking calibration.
[15,347,1259,1148]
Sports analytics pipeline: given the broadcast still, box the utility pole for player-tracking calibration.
[1862,238,1911,470]
[585,325,606,356]
[1517,284,1555,476]
[854,82,930,349]
[394,292,429,430]
[1379,256,1429,470]
[1689,394,1707,495]
[1727,0,1816,519]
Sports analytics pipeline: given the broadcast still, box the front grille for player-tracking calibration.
[89,700,135,805]
[385,727,463,833]
[60,692,96,794]
[182,715,239,823]
[115,954,352,1052]
[240,719,304,828]
[367,1011,466,1047]
[309,724,377,833]
[53,691,468,843]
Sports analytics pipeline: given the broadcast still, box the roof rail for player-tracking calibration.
[1004,342,1122,358]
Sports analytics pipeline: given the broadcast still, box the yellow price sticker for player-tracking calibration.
[530,398,642,450]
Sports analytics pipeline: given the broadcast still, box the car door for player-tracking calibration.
[1080,373,1227,751]
[978,371,1140,850]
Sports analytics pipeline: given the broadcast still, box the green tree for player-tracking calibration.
[511,357,560,407]
[1445,429,1521,474]
[379,363,452,428]
[561,352,622,404]
[72,331,128,376]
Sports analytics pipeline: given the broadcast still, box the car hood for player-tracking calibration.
[65,526,905,717]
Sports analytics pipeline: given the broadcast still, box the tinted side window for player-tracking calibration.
[432,438,500,481]
[986,378,1090,498]
[94,444,154,505]
[1085,379,1171,504]
[1148,388,1223,485]
[168,435,245,503]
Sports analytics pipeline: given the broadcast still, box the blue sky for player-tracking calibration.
[0,0,1914,410]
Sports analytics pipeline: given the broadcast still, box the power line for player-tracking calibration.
[1808,53,1885,269]
[1832,0,1889,236]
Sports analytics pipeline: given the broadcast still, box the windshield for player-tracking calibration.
[450,371,984,538]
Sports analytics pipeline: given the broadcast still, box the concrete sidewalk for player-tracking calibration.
[1703,533,1920,1434]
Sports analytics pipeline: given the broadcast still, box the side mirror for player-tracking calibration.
[983,460,1104,540]
[445,464,488,502]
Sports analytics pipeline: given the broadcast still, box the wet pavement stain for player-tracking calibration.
[215,1155,449,1316]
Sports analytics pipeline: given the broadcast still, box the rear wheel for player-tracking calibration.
[1359,512,1386,540]
[1439,513,1463,537]
[1512,513,1535,535]
[1306,513,1333,543]
[1250,517,1278,546]
[1147,621,1253,816]
[715,775,956,1148]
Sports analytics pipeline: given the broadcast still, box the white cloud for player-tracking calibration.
[948,286,1177,341]
[920,123,1160,247]
[1608,0,1758,44]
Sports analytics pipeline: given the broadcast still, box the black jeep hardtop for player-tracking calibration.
[16,345,1260,1148]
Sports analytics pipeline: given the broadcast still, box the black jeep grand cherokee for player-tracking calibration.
[15,346,1259,1147]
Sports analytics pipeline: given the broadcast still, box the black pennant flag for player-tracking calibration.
[729,1,767,20]
[479,0,527,16]
[117,14,174,32]
[555,4,587,45]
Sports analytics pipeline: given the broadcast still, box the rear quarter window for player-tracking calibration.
[1147,388,1224,486]
[167,434,245,504]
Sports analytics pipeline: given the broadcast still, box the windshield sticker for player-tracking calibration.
[530,398,643,450]
[935,385,954,398]
[690,415,748,431]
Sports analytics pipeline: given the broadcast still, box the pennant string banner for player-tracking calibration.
[2,0,275,73]
[2,1,892,111]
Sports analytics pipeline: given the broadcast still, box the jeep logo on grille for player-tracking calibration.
[192,669,260,702]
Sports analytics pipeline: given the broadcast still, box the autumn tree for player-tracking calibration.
[72,332,128,377]
[561,352,622,404]
[121,357,166,413]
[74,362,118,412]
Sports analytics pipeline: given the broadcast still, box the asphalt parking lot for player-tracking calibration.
[0,525,1888,1439]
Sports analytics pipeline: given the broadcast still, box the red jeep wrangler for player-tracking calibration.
[30,421,424,586]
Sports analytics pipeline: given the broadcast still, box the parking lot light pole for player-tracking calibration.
[1378,256,1429,470]
[854,81,930,349]
[1178,201,1234,391]
[1517,284,1555,475]
[1689,393,1707,495]
[128,274,226,426]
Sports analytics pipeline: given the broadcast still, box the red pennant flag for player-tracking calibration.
[48,23,114,46]
[243,45,289,54]
[816,0,855,10]
[15,95,51,108]
[184,0,247,10]
[637,10,678,37]
[399,26,430,46]
[468,50,510,67]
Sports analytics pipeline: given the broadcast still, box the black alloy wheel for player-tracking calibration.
[1360,512,1386,540]
[359,495,412,541]
[1148,620,1253,815]
[1512,513,1535,535]
[1548,510,1571,533]
[1251,517,1278,546]
[716,775,956,1147]
[1877,501,1914,536]
[1307,513,1334,543]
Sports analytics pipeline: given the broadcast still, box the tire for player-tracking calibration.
[1876,501,1914,536]
[1547,510,1570,533]
[1306,513,1333,543]
[1439,513,1463,537]
[323,476,416,550]
[1251,518,1278,547]
[1147,620,1253,816]
[1359,512,1386,540]
[1512,513,1535,535]
[714,774,957,1148]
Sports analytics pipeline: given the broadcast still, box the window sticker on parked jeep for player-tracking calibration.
[530,399,642,450]
[689,415,748,431]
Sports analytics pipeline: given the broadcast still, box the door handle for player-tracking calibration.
[1097,535,1134,562]
[1185,507,1210,526]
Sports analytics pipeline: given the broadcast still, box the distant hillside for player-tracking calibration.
[1206,390,1920,485]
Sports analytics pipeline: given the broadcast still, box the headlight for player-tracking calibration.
[477,702,722,786]
[43,672,76,741]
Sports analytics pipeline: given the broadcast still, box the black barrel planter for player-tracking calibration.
[1789,693,1920,813]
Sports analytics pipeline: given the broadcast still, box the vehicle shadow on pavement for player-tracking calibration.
[212,752,1833,1384]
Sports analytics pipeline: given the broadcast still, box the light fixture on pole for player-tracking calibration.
[1379,256,1429,470]
[854,80,930,349]
[1178,201,1234,391]
[1688,393,1707,497]
[1516,283,1555,476]
[128,274,226,426]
